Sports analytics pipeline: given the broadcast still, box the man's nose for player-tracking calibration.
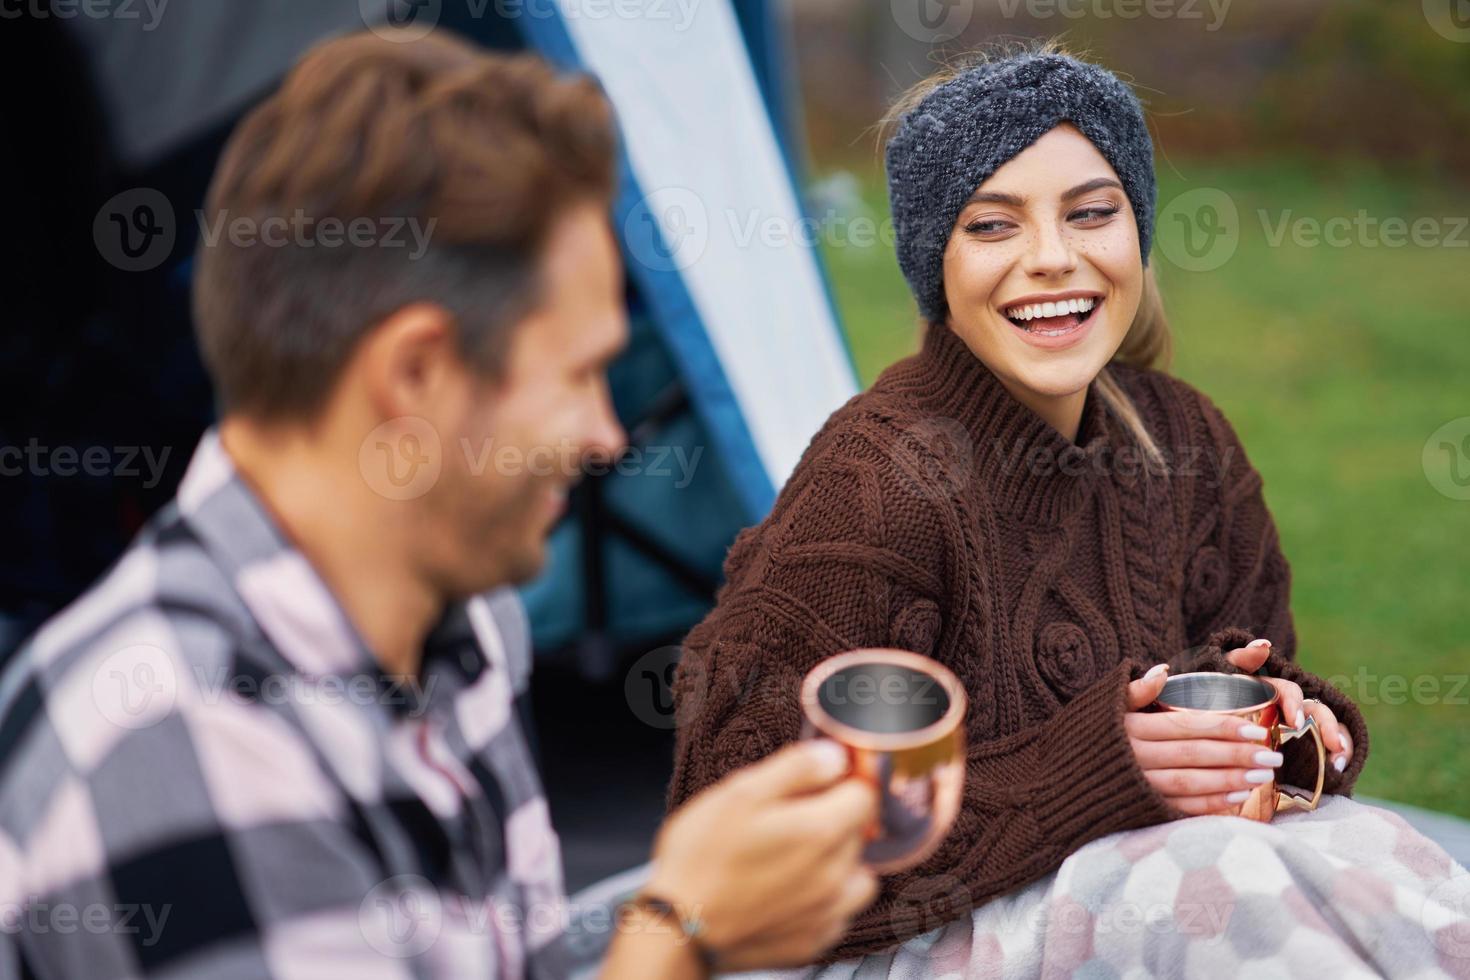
[579,415,628,472]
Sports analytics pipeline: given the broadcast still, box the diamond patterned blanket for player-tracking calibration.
[726,796,1470,979]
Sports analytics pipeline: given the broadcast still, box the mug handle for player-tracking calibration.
[1274,714,1326,813]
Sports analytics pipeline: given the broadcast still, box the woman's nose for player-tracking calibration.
[1022,223,1078,278]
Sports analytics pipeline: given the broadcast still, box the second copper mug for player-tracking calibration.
[1154,671,1326,821]
[800,649,966,874]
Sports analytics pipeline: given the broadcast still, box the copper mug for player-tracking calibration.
[800,649,966,873]
[1154,671,1326,821]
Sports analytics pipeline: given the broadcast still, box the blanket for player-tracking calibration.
[724,796,1470,979]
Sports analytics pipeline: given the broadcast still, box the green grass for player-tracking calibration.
[820,158,1470,816]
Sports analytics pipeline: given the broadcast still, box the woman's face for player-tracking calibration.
[940,123,1142,400]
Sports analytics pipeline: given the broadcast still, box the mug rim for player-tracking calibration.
[800,648,967,752]
[1155,670,1278,713]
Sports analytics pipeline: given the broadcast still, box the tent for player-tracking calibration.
[53,0,860,676]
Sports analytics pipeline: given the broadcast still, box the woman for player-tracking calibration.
[667,42,1402,965]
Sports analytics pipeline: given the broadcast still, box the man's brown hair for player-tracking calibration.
[193,29,617,420]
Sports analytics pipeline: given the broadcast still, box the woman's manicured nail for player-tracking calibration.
[1334,756,1347,772]
[1144,663,1168,680]
[1238,724,1269,741]
[1248,638,1271,649]
[1227,790,1252,804]
[1295,710,1305,728]
[1246,769,1274,784]
[1254,750,1284,767]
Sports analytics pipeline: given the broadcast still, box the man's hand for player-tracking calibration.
[639,740,879,971]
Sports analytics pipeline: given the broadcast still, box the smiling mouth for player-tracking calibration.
[1002,296,1102,336]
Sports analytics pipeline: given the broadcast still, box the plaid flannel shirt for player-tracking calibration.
[0,431,600,978]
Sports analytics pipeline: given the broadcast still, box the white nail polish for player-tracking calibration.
[1144,664,1167,680]
[1246,769,1274,784]
[1334,756,1347,772]
[1227,790,1252,804]
[1295,710,1305,728]
[1238,724,1268,741]
[1253,750,1284,767]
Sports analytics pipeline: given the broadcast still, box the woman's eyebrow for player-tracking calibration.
[964,177,1124,207]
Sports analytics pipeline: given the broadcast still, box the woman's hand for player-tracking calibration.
[1223,640,1353,772]
[1124,663,1287,816]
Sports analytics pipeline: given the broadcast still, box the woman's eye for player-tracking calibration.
[1071,205,1120,223]
[965,219,1011,234]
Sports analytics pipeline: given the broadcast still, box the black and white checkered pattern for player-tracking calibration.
[0,431,595,978]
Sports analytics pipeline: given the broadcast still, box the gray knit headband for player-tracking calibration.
[886,52,1156,323]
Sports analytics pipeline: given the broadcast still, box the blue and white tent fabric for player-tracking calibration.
[59,0,859,673]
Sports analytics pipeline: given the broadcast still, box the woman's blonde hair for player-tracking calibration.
[881,38,1173,470]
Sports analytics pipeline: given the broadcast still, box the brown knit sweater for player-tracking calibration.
[666,323,1370,961]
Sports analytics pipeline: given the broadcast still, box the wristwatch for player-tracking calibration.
[620,891,720,972]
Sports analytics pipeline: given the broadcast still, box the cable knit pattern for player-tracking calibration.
[667,324,1369,961]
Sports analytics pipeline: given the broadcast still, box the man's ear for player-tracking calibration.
[354,303,463,420]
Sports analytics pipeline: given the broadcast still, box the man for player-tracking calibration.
[0,30,877,979]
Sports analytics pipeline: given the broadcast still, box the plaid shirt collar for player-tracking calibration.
[175,428,487,718]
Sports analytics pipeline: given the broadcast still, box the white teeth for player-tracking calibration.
[1004,296,1097,321]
